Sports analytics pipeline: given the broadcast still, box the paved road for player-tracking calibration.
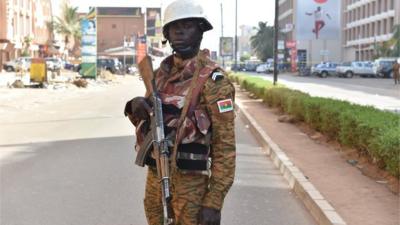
[247,72,400,112]
[0,76,315,225]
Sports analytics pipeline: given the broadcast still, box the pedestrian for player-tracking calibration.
[393,60,400,85]
[124,0,236,225]
[305,6,332,39]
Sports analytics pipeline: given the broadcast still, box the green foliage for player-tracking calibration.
[231,74,400,176]
[374,24,400,58]
[240,54,251,62]
[54,2,81,56]
[250,22,274,62]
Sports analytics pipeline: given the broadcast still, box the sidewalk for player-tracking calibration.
[234,86,399,225]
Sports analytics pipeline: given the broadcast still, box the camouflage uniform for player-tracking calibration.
[393,62,399,84]
[141,49,236,225]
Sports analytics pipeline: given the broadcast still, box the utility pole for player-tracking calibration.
[273,0,279,85]
[123,35,127,75]
[221,3,225,68]
[234,0,238,71]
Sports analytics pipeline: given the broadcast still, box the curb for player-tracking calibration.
[235,99,347,225]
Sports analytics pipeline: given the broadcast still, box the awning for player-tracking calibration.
[102,46,136,56]
[0,43,14,51]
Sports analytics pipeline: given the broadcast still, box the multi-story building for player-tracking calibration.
[238,25,256,57]
[97,7,145,54]
[0,0,53,70]
[278,0,343,68]
[342,0,400,61]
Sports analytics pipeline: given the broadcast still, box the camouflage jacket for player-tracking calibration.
[143,49,236,210]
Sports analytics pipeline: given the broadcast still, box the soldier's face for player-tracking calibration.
[168,19,203,58]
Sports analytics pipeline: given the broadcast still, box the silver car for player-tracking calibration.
[336,61,376,78]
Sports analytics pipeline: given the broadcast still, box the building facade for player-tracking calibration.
[0,0,53,70]
[278,0,343,68]
[97,7,145,54]
[238,25,256,57]
[342,0,400,61]
[278,0,399,67]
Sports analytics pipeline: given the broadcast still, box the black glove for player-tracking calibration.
[124,97,152,121]
[198,207,221,225]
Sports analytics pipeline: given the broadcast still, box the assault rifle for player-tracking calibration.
[135,56,173,225]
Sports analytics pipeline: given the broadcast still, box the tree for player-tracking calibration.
[250,22,274,62]
[21,36,33,57]
[240,53,250,62]
[374,24,400,58]
[54,3,81,57]
[388,24,400,57]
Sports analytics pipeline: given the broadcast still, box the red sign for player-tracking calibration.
[314,0,327,3]
[136,35,147,64]
[290,48,297,72]
[286,41,296,49]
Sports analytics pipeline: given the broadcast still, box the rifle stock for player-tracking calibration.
[138,55,154,98]
[136,56,173,225]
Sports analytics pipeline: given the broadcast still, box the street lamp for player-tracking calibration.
[234,0,238,72]
[273,0,279,85]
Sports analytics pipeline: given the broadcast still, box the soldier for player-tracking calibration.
[124,0,236,225]
[393,60,399,85]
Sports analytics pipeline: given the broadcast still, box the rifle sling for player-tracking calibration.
[171,55,203,169]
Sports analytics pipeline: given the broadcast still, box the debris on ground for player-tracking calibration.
[347,159,358,166]
[277,115,296,123]
[72,79,88,88]
[99,70,116,81]
[11,80,25,88]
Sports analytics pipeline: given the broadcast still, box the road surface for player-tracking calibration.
[0,76,315,225]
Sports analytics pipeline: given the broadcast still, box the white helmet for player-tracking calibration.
[163,0,213,33]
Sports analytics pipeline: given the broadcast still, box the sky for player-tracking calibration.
[66,0,275,52]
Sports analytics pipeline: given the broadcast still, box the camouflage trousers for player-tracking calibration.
[144,167,208,225]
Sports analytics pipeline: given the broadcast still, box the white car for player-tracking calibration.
[336,61,376,78]
[3,57,31,72]
[256,64,268,73]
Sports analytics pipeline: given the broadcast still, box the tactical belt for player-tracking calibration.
[177,152,208,161]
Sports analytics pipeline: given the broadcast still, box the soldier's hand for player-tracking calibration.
[198,207,221,225]
[124,97,153,121]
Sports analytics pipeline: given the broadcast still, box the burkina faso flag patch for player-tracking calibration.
[217,99,234,113]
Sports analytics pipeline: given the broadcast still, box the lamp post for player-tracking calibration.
[234,0,238,71]
[273,0,279,85]
[221,3,225,68]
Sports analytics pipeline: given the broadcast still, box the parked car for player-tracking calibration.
[97,57,121,74]
[3,59,20,72]
[311,62,339,78]
[374,58,399,78]
[256,63,268,73]
[45,57,62,71]
[265,63,274,73]
[244,63,259,72]
[3,57,31,72]
[336,61,375,78]
[231,63,245,71]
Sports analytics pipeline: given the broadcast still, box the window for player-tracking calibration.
[372,22,375,36]
[383,19,387,34]
[377,20,381,35]
[389,18,394,32]
[372,2,376,15]
[378,0,382,13]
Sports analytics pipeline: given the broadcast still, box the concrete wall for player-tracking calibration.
[297,39,342,64]
[0,0,7,40]
[97,16,145,53]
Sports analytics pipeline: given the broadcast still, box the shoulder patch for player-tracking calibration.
[210,71,224,81]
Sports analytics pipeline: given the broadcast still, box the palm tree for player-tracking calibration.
[250,22,274,62]
[374,24,400,58]
[54,3,81,58]
[388,24,400,57]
